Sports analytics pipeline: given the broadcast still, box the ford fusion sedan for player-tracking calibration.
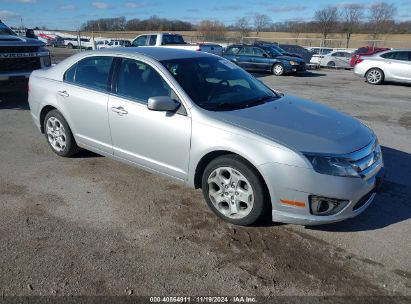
[224,44,306,76]
[354,49,411,85]
[28,48,383,226]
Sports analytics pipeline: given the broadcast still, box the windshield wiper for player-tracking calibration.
[243,95,276,107]
[200,102,247,111]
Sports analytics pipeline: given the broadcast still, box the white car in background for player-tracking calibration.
[354,49,411,85]
[321,51,353,69]
[95,39,111,49]
[306,47,333,65]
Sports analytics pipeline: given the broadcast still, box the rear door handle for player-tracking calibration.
[57,90,69,98]
[111,106,128,115]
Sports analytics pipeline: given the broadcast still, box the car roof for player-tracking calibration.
[98,46,215,61]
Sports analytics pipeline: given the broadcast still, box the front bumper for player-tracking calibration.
[258,161,384,225]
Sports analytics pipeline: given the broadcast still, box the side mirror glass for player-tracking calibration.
[147,96,180,112]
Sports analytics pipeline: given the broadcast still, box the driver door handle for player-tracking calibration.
[57,90,69,98]
[111,106,128,115]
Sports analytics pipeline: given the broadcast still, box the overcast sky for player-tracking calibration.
[1,0,410,30]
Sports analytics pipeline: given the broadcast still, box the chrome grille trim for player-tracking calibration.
[346,137,383,179]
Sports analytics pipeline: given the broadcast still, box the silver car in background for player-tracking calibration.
[28,48,384,226]
[321,51,353,69]
[354,49,411,85]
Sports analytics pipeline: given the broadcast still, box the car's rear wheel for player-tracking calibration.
[201,155,267,226]
[44,110,80,157]
[366,68,384,85]
[327,61,336,68]
[272,63,285,76]
[67,43,73,49]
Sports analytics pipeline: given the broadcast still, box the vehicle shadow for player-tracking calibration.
[382,81,411,88]
[292,71,327,77]
[0,90,29,110]
[308,146,411,232]
[70,149,103,158]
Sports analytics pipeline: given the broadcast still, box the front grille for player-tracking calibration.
[353,190,375,210]
[0,57,41,72]
[0,46,39,53]
[348,139,382,178]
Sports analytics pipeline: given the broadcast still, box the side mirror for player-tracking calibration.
[147,96,180,112]
[263,53,268,58]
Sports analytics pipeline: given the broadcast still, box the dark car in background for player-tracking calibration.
[278,44,313,64]
[254,41,303,59]
[224,44,306,76]
[350,46,390,67]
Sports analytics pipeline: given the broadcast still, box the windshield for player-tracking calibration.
[0,22,16,36]
[161,57,280,111]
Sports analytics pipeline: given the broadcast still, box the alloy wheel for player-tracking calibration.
[46,117,67,152]
[207,167,254,219]
[367,69,382,84]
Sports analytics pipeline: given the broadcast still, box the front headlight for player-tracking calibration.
[289,61,299,65]
[304,154,359,177]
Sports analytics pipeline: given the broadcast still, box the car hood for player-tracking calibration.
[277,55,304,62]
[0,35,44,47]
[213,95,373,154]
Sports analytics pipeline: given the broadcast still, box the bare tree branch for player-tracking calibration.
[341,4,364,48]
[253,14,271,36]
[369,1,397,40]
[314,6,339,45]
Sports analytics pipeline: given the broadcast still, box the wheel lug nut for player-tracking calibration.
[225,185,229,189]
[224,192,228,196]
[235,192,239,195]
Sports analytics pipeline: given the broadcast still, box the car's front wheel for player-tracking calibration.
[366,68,384,85]
[44,110,80,157]
[272,63,285,76]
[201,155,267,226]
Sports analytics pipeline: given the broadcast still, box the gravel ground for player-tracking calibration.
[0,49,410,297]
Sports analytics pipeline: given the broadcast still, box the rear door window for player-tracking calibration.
[148,35,157,46]
[64,56,113,91]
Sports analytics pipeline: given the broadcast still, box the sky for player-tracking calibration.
[0,0,410,30]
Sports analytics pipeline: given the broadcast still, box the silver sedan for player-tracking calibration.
[28,47,384,226]
[320,51,353,68]
[354,49,411,85]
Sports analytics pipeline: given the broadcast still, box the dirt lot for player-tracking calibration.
[0,48,410,298]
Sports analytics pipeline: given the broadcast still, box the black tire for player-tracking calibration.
[67,43,73,49]
[272,63,285,76]
[327,61,336,68]
[201,155,268,226]
[43,110,81,157]
[365,68,384,85]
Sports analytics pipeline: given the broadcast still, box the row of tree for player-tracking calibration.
[79,2,410,47]
[81,16,193,32]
